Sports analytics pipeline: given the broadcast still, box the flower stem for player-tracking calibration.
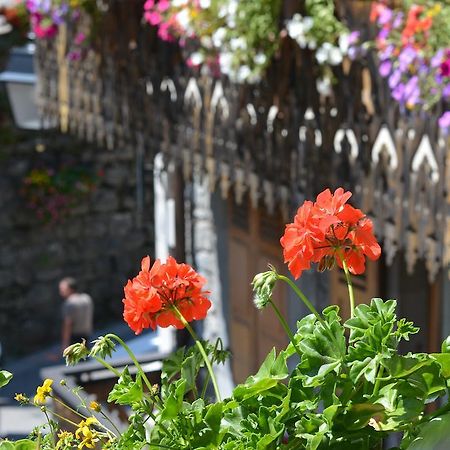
[268,299,302,358]
[277,274,326,327]
[173,307,221,402]
[341,260,356,318]
[106,334,155,394]
[373,365,384,397]
[93,356,122,377]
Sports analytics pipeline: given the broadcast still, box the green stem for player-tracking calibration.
[277,274,340,347]
[173,307,222,402]
[93,355,122,377]
[277,275,326,328]
[341,259,355,318]
[373,365,384,397]
[268,299,302,358]
[106,334,155,394]
[100,410,121,436]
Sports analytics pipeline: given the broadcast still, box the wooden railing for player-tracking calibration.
[35,0,449,281]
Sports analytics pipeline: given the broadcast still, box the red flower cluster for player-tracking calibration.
[123,256,211,334]
[280,188,381,279]
[401,5,432,45]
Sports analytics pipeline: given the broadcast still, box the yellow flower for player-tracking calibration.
[76,417,99,449]
[34,379,53,404]
[56,431,74,449]
[89,401,101,412]
[14,393,29,404]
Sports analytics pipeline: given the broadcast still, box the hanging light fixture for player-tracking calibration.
[0,42,53,130]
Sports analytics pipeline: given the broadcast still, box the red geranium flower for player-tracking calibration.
[123,256,211,334]
[280,188,381,279]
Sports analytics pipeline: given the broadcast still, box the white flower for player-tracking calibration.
[172,0,188,6]
[212,27,227,47]
[316,77,332,96]
[227,0,238,17]
[315,43,343,65]
[237,65,251,82]
[230,37,247,51]
[315,45,329,64]
[254,53,267,66]
[286,15,314,49]
[176,9,191,31]
[339,33,350,54]
[220,52,233,75]
[328,46,343,65]
[189,52,204,66]
[199,0,211,8]
[200,36,213,49]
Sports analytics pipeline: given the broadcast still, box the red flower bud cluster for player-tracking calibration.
[123,256,211,334]
[280,188,381,279]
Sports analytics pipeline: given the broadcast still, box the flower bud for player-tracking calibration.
[89,335,116,359]
[89,401,101,412]
[63,340,89,366]
[252,270,278,310]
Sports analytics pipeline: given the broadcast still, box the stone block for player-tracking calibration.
[92,189,119,212]
[0,270,13,288]
[104,166,129,187]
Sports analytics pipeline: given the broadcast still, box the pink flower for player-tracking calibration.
[157,0,170,12]
[145,10,162,26]
[144,0,155,10]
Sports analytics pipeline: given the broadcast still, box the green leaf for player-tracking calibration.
[159,379,186,421]
[13,441,37,450]
[233,349,288,401]
[431,353,450,379]
[407,412,450,450]
[0,370,12,388]
[181,353,197,392]
[0,442,15,450]
[441,336,450,353]
[381,354,432,378]
[341,402,385,430]
[107,367,143,406]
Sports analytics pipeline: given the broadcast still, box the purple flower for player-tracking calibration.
[348,31,360,45]
[438,111,450,130]
[431,50,444,68]
[392,82,405,102]
[443,84,450,99]
[388,69,402,88]
[379,60,392,77]
[378,7,393,25]
[399,46,417,71]
[404,76,420,106]
[392,11,404,29]
[380,44,395,60]
[377,28,390,40]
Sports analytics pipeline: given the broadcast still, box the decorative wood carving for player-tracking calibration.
[35,0,449,281]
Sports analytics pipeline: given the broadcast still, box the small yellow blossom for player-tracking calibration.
[89,401,101,412]
[76,417,99,449]
[14,393,29,404]
[56,430,75,449]
[34,378,53,404]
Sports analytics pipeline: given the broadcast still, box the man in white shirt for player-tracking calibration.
[59,277,94,352]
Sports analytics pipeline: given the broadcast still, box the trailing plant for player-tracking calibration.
[3,187,450,449]
[143,0,359,85]
[370,0,450,131]
[143,0,282,83]
[20,163,101,224]
[25,0,99,60]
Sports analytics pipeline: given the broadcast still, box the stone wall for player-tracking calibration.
[0,132,154,357]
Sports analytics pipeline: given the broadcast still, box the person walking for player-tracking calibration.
[59,277,94,352]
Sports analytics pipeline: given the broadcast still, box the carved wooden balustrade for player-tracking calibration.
[34,0,449,281]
